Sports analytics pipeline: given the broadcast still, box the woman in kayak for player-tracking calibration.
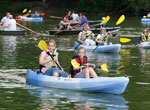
[138,29,150,44]
[39,40,68,77]
[70,47,98,78]
[95,27,112,46]
[78,24,95,46]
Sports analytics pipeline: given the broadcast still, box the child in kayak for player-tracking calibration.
[39,40,68,77]
[78,24,95,46]
[70,47,98,78]
[95,27,112,46]
[138,29,150,44]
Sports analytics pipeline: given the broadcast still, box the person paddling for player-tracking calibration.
[95,27,112,46]
[138,29,150,44]
[78,24,95,46]
[59,17,71,30]
[70,47,98,78]
[39,40,68,77]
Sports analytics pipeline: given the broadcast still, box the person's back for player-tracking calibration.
[8,15,16,30]
[80,14,88,27]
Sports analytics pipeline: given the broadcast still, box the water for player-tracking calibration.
[0,16,150,110]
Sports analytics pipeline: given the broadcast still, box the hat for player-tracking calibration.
[102,17,105,20]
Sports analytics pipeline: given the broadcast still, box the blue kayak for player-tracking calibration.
[26,69,129,94]
[74,42,121,53]
[137,41,150,49]
[20,16,43,22]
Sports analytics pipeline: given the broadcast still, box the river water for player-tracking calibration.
[0,16,150,110]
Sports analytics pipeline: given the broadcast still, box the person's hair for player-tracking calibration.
[143,29,148,33]
[9,15,13,19]
[100,27,106,33]
[82,23,90,30]
[78,47,86,54]
[6,12,10,15]
[47,40,56,47]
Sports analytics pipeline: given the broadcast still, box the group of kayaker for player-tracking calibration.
[0,12,17,30]
[78,24,112,46]
[59,11,88,30]
[39,39,98,78]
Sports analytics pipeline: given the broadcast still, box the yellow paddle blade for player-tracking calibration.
[101,64,108,72]
[22,9,27,13]
[120,38,131,43]
[28,10,31,13]
[71,59,80,68]
[143,16,146,18]
[38,40,48,52]
[116,15,125,26]
[100,16,110,25]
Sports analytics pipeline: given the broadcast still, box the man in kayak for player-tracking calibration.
[59,17,71,30]
[0,12,10,30]
[70,47,98,78]
[78,24,95,46]
[79,13,88,27]
[39,40,68,77]
[138,29,150,44]
[95,27,112,46]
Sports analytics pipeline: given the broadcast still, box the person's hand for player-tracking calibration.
[61,68,64,71]
[92,64,96,68]
[99,41,102,44]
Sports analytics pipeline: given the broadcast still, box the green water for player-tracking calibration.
[0,16,150,110]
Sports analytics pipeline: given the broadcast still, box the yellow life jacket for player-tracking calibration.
[143,35,150,41]
[49,52,57,67]
[81,31,91,40]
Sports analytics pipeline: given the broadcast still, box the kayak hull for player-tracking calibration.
[20,16,43,22]
[26,69,129,94]
[49,27,120,35]
[74,42,121,53]
[137,41,150,49]
[0,29,25,35]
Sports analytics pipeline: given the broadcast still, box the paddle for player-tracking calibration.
[38,40,62,70]
[120,38,131,43]
[16,22,39,35]
[92,15,125,52]
[28,10,31,13]
[50,16,62,19]
[71,59,108,72]
[22,9,27,13]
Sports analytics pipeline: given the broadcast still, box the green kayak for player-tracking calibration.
[48,27,120,35]
[0,29,26,35]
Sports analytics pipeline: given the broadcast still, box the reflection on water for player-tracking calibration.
[28,87,128,110]
[1,36,17,69]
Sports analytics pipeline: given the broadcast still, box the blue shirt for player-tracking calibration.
[80,17,88,27]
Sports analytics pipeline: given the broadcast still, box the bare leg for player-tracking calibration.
[89,67,98,78]
[104,42,107,45]
[84,68,90,78]
[53,72,59,77]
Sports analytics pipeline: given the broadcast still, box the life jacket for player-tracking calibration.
[143,35,150,41]
[40,51,57,73]
[81,30,91,40]
[70,55,87,78]
[97,33,108,42]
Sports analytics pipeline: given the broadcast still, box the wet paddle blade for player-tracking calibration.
[116,15,125,26]
[71,59,80,68]
[38,40,48,52]
[100,16,110,25]
[120,38,131,43]
[101,64,108,72]
[23,9,27,13]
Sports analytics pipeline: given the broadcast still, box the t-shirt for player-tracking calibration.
[8,19,16,30]
[1,16,10,27]
[59,20,66,29]
[80,17,88,27]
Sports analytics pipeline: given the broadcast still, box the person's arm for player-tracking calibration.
[108,31,112,37]
[78,32,83,43]
[39,52,52,65]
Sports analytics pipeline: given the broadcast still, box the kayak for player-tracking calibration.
[74,42,121,53]
[49,27,120,35]
[26,69,129,94]
[137,41,150,49]
[19,16,43,22]
[141,18,150,23]
[0,29,25,35]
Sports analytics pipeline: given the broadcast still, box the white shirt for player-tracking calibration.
[1,16,10,27]
[8,19,16,30]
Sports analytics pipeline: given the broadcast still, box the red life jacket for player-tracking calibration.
[70,55,87,78]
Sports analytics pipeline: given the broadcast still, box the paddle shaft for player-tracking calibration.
[47,51,62,70]
[16,23,38,35]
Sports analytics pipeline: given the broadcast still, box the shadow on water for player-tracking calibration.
[28,87,129,110]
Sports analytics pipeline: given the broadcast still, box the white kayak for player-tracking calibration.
[137,41,150,49]
[26,69,129,94]
[74,42,121,53]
